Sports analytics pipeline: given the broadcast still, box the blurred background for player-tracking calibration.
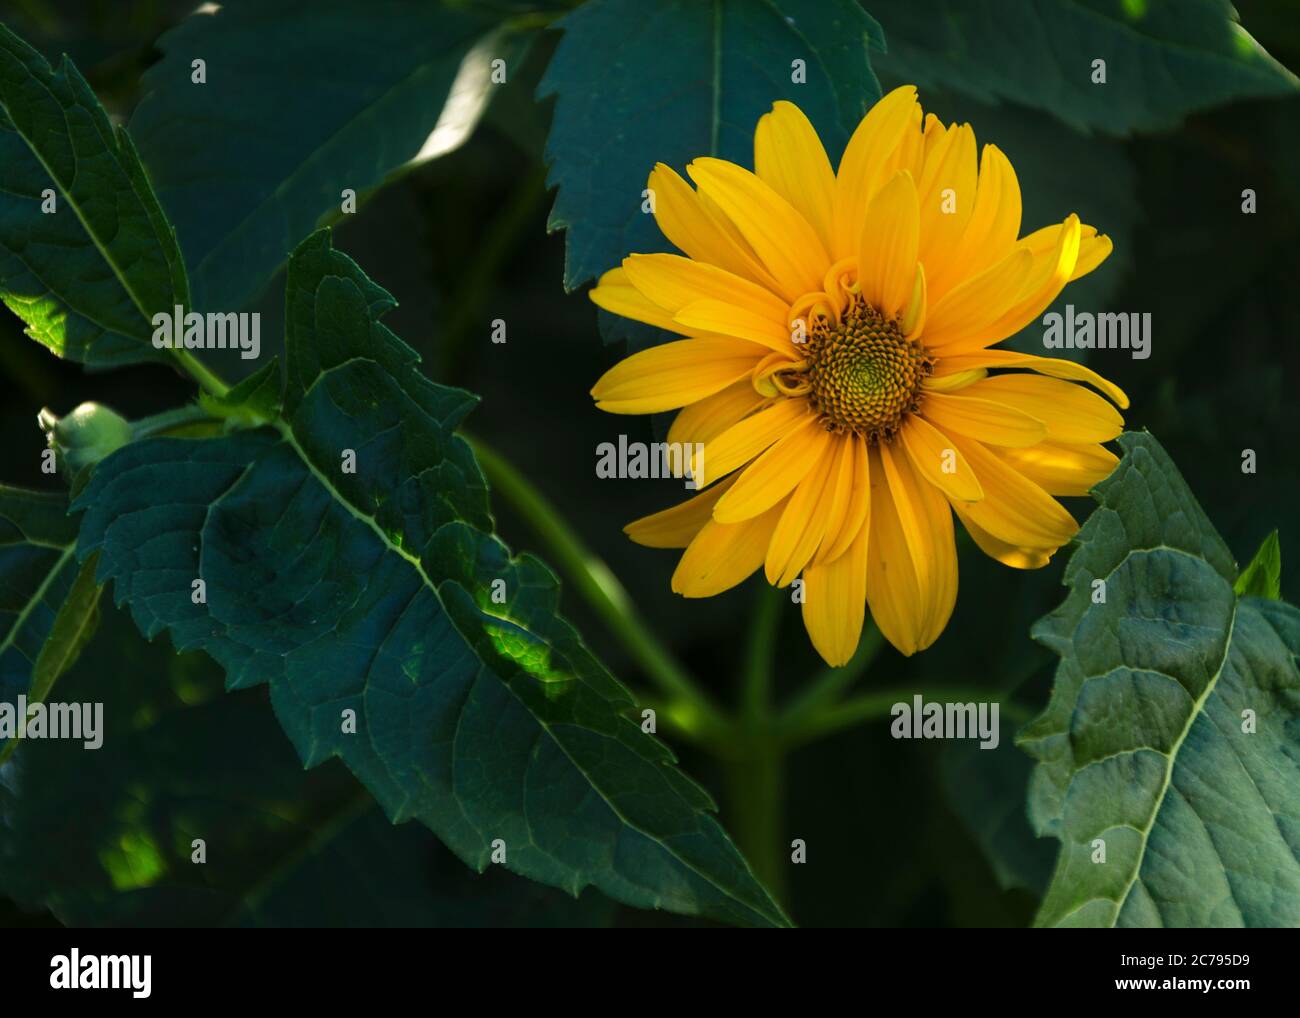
[0,0,1296,927]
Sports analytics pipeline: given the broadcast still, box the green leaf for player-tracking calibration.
[1235,530,1281,600]
[75,229,788,928]
[129,0,515,313]
[0,486,101,763]
[0,22,188,368]
[867,0,1299,136]
[539,0,883,290]
[0,603,616,927]
[1020,432,1300,927]
[199,358,283,428]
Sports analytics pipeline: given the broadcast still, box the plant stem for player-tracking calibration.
[131,403,217,440]
[465,434,729,740]
[777,620,884,731]
[778,685,1037,748]
[725,584,787,904]
[724,732,785,905]
[741,583,782,722]
[172,349,231,398]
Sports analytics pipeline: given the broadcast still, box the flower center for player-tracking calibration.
[803,294,932,441]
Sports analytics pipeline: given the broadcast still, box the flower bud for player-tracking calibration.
[38,402,133,477]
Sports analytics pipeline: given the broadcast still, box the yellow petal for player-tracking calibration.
[801,518,869,666]
[672,500,785,597]
[951,502,1055,569]
[865,444,956,655]
[921,496,959,648]
[893,102,927,186]
[1019,221,1112,281]
[697,397,812,486]
[922,248,1034,351]
[921,367,986,392]
[920,391,1047,446]
[901,262,927,339]
[931,350,1130,409]
[765,434,841,585]
[687,157,830,301]
[898,415,984,502]
[962,374,1123,444]
[944,432,1078,550]
[589,267,691,335]
[995,441,1119,497]
[674,299,796,354]
[624,476,737,548]
[713,414,828,522]
[878,441,932,592]
[916,121,977,284]
[928,143,1022,299]
[591,336,763,414]
[622,252,789,323]
[667,380,767,447]
[1072,231,1112,280]
[754,101,837,254]
[815,433,870,565]
[647,163,786,293]
[832,85,920,260]
[857,170,920,318]
[961,214,1080,352]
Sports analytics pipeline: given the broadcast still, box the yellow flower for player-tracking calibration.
[589,86,1128,666]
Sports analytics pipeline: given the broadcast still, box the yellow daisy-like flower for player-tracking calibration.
[588,85,1129,666]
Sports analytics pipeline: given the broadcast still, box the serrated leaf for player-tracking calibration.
[1020,432,1300,927]
[539,0,883,291]
[0,22,188,368]
[129,0,517,313]
[867,0,1299,136]
[0,486,101,763]
[74,229,787,928]
[1235,530,1281,600]
[0,603,616,927]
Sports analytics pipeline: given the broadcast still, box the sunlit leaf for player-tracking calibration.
[0,23,187,368]
[130,0,522,313]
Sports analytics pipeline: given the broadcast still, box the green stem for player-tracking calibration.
[465,434,729,740]
[622,690,708,746]
[741,584,782,721]
[724,734,785,905]
[172,349,231,398]
[131,403,217,440]
[778,620,884,731]
[779,686,1036,748]
[725,584,787,904]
